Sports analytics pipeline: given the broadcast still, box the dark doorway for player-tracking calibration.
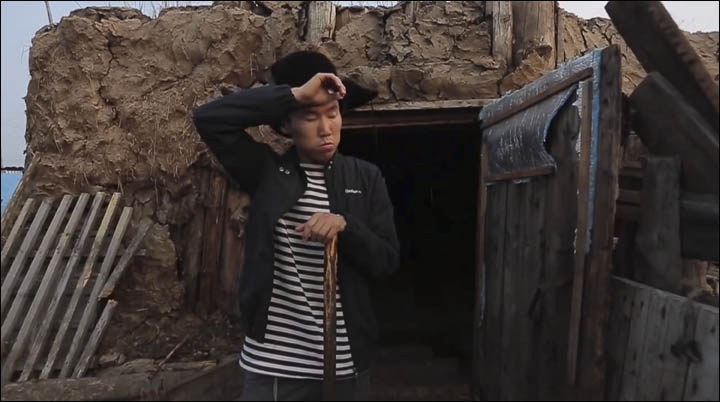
[340,122,479,400]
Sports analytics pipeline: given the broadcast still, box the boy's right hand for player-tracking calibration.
[291,73,346,106]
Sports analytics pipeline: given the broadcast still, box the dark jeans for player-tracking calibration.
[239,369,371,401]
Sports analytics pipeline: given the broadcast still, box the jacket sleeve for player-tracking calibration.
[192,84,298,193]
[338,169,400,280]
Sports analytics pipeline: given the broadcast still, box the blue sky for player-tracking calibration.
[1,1,718,167]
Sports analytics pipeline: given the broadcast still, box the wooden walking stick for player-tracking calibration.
[323,236,338,401]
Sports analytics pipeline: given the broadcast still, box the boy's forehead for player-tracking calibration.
[297,100,340,114]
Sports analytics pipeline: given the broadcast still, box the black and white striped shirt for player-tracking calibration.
[240,163,356,380]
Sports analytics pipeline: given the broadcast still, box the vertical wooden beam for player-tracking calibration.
[576,45,622,400]
[184,170,208,311]
[199,172,227,315]
[511,1,556,68]
[567,79,594,386]
[604,277,634,401]
[20,193,105,382]
[306,1,336,45]
[491,1,513,70]
[555,1,564,67]
[634,156,683,294]
[217,190,249,316]
[476,181,507,400]
[471,145,489,399]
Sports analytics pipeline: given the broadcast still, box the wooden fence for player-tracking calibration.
[606,276,719,401]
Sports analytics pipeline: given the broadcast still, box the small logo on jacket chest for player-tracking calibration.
[345,189,362,194]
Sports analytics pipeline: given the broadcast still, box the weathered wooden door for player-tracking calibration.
[472,45,622,400]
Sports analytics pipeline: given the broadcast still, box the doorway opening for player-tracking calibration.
[340,121,480,399]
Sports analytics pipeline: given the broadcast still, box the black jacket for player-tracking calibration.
[192,84,400,372]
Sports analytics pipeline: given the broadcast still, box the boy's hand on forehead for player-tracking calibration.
[291,73,346,107]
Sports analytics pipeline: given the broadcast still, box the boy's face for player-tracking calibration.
[283,100,342,164]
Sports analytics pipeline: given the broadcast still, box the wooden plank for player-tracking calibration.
[0,195,89,386]
[604,277,634,401]
[1,198,54,320]
[477,181,507,400]
[635,292,665,399]
[60,206,132,378]
[576,45,622,400]
[605,1,719,134]
[351,99,491,112]
[659,300,694,401]
[0,195,72,384]
[306,1,335,45]
[183,209,204,311]
[634,156,683,294]
[683,306,719,401]
[500,181,522,401]
[198,172,227,315]
[99,219,153,300]
[72,299,118,378]
[568,79,593,386]
[618,284,651,401]
[40,193,120,380]
[630,72,718,194]
[555,0,565,65]
[520,177,547,400]
[642,291,691,400]
[184,170,208,311]
[471,144,489,400]
[19,193,105,382]
[491,1,512,69]
[501,177,547,400]
[1,199,36,277]
[535,95,581,398]
[481,68,593,129]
